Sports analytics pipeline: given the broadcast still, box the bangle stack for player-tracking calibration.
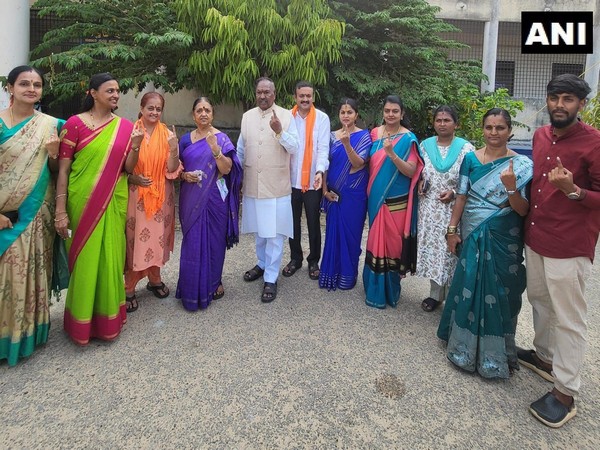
[213,150,222,160]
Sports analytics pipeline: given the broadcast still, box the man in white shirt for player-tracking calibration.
[237,77,299,302]
[282,81,330,281]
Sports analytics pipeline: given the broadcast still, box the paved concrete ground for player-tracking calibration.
[2,224,599,449]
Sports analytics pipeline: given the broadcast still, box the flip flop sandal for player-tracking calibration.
[146,282,170,299]
[421,297,440,312]
[282,260,302,277]
[213,284,225,300]
[244,265,265,282]
[126,295,138,313]
[261,282,277,303]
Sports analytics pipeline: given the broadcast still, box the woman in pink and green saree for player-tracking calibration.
[55,73,139,345]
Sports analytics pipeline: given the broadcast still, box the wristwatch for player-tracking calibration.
[566,186,581,200]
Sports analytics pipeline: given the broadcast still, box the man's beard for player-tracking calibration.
[549,109,578,129]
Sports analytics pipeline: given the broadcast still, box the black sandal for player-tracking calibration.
[213,284,225,300]
[126,295,138,313]
[282,260,302,277]
[261,282,277,303]
[421,297,440,312]
[308,262,320,280]
[146,282,170,299]
[244,265,264,282]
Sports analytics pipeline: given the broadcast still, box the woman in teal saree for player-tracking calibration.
[438,108,533,379]
[0,66,63,366]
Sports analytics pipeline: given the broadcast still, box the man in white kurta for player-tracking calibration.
[237,77,299,302]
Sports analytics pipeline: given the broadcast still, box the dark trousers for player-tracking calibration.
[289,187,322,265]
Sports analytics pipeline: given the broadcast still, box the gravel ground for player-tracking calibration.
[2,223,599,449]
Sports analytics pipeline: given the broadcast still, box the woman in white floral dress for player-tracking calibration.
[417,106,474,312]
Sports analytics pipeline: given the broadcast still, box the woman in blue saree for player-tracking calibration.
[177,97,242,311]
[437,108,533,379]
[363,96,423,308]
[320,98,371,290]
[0,66,63,365]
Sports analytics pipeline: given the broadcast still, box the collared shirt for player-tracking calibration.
[525,120,600,261]
[290,108,330,190]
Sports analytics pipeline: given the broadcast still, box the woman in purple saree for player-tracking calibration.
[177,97,242,311]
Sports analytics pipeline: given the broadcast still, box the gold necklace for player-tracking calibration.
[88,110,113,130]
[9,107,34,128]
[483,146,508,164]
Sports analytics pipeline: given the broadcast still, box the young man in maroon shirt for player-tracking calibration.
[518,74,600,428]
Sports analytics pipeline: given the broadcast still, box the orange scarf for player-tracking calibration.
[291,104,316,192]
[134,120,170,219]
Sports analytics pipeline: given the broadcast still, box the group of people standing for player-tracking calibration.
[1,66,599,429]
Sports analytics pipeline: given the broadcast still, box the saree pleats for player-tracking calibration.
[363,131,422,308]
[437,154,533,378]
[61,117,131,345]
[320,130,370,291]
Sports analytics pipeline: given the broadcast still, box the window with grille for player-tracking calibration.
[495,61,515,95]
[551,63,584,78]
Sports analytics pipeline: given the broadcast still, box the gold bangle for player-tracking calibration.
[213,151,222,160]
[55,193,67,199]
[54,214,68,222]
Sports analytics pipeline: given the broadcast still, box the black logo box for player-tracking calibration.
[521,11,593,54]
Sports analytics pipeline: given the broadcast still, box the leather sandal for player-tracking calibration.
[282,260,302,277]
[126,295,138,313]
[244,265,264,282]
[146,282,170,299]
[308,262,320,280]
[213,284,225,300]
[261,282,277,303]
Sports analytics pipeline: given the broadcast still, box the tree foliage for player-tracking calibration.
[174,0,344,107]
[452,87,526,148]
[30,0,193,103]
[582,91,600,130]
[321,0,483,137]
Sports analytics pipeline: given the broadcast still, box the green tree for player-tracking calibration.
[582,91,600,130]
[322,0,482,136]
[453,87,526,148]
[174,0,344,107]
[31,0,193,103]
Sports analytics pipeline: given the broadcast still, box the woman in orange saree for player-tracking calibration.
[55,73,139,345]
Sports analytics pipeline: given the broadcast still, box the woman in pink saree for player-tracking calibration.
[363,95,423,308]
[55,73,140,345]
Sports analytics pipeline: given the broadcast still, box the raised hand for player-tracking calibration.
[167,125,178,151]
[130,123,144,149]
[383,133,395,159]
[270,110,282,134]
[340,125,350,147]
[548,156,575,193]
[500,158,517,190]
[206,130,218,150]
[45,126,60,159]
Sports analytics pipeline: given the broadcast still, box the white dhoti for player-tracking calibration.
[241,195,293,283]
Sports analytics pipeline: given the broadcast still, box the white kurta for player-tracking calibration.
[241,195,293,239]
[416,140,474,286]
